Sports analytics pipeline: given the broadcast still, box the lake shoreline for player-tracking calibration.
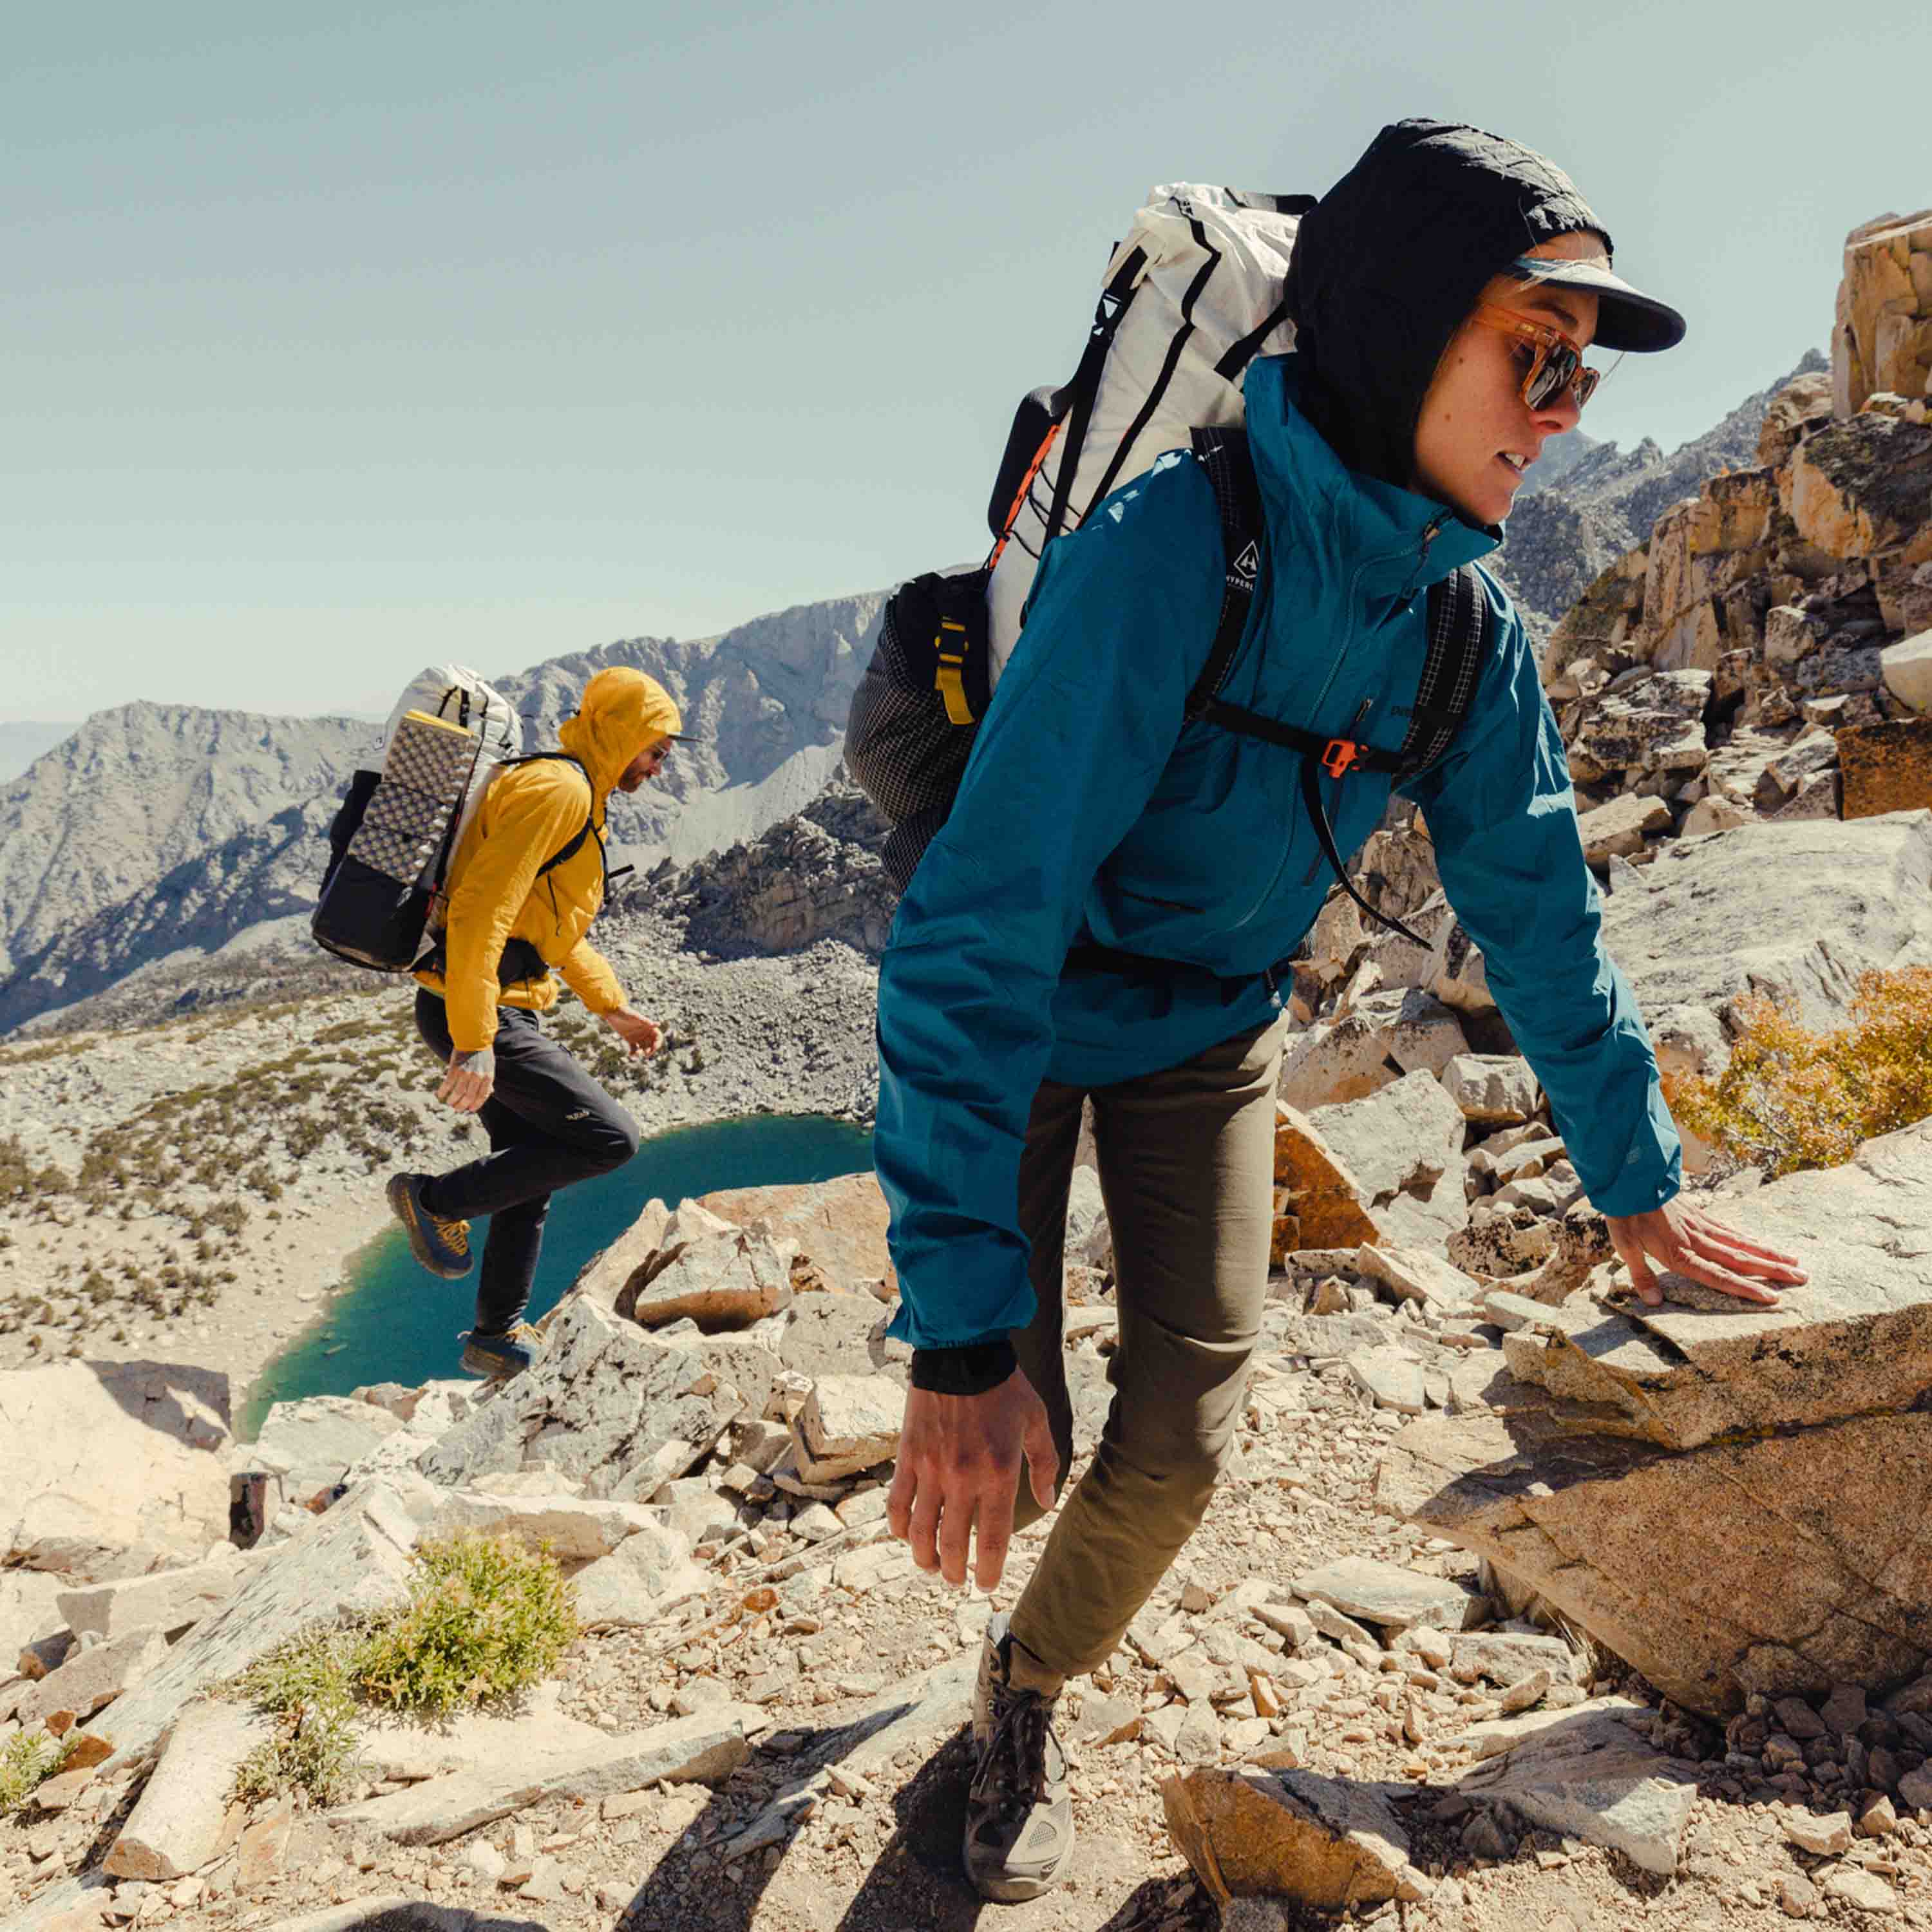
[0,938,882,1416]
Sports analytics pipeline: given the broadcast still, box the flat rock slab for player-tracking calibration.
[1456,1697,1700,1876]
[1162,1765,1428,1909]
[695,1172,896,1298]
[1294,1557,1477,1635]
[352,1681,602,1783]
[425,1490,665,1562]
[1353,1245,1478,1312]
[1344,1348,1428,1416]
[1602,811,1932,1036]
[331,1704,762,1843]
[0,1359,231,1580]
[16,1624,169,1730]
[419,1298,734,1501]
[1,1571,69,1670]
[1549,1115,1932,1448]
[104,1697,271,1880]
[57,1556,243,1644]
[1452,1631,1584,1687]
[1377,1399,1932,1719]
[87,1475,440,1773]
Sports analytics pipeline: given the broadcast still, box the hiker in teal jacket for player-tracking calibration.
[873,121,1806,1904]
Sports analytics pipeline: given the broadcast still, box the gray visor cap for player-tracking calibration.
[1508,254,1687,354]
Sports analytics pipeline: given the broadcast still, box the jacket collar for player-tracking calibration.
[1244,354,1500,596]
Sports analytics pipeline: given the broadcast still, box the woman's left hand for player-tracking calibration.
[1604,1200,1808,1308]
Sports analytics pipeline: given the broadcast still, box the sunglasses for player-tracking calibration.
[1470,303,1601,412]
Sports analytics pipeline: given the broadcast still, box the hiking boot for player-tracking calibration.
[460,1322,540,1381]
[386,1173,471,1279]
[963,1611,1074,1902]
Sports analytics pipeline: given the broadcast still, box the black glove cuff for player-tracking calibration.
[911,1339,1018,1397]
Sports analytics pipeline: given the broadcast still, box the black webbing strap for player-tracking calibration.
[1040,247,1147,550]
[1182,430,1490,949]
[1081,222,1219,518]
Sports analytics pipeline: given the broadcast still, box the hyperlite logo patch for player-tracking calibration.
[1230,540,1260,583]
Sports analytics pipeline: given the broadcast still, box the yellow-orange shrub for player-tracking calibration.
[1669,967,1932,1178]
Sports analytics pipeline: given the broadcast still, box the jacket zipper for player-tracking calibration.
[1235,516,1450,924]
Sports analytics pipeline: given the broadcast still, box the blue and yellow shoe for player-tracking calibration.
[385,1173,471,1280]
[460,1323,540,1381]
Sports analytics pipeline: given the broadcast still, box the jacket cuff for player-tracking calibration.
[910,1340,1018,1397]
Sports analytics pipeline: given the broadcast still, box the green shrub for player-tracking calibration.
[1671,967,1932,1179]
[231,1628,361,1806]
[227,1531,576,1802]
[0,1731,68,1815]
[353,1531,576,1716]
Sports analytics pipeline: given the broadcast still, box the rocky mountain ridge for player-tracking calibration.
[0,590,888,1037]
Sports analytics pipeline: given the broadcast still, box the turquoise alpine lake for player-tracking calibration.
[240,1113,874,1439]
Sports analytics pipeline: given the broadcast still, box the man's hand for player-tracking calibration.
[601,1007,662,1056]
[1605,1199,1807,1309]
[887,1368,1059,1591]
[437,1046,495,1113]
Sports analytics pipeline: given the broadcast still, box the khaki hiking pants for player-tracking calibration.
[1005,1010,1289,1682]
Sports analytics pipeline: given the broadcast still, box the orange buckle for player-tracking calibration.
[1321,739,1362,779]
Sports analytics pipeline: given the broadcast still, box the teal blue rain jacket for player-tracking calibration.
[875,355,1681,1349]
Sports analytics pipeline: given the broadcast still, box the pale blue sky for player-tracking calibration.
[4,1,1920,721]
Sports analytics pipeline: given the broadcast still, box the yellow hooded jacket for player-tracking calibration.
[414,667,682,1052]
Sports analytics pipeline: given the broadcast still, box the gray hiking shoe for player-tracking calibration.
[963,1612,1074,1902]
[386,1173,471,1279]
[460,1323,540,1381]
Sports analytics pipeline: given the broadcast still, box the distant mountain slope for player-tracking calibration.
[0,592,886,1036]
[493,587,886,869]
[0,723,80,786]
[0,705,370,990]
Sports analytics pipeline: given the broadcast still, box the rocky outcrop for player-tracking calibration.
[1833,210,1932,418]
[1376,1115,1932,1721]
[1494,352,1829,633]
[1,1361,233,1580]
[659,774,895,959]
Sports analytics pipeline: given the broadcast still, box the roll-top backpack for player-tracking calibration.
[312,665,592,975]
[845,183,1488,947]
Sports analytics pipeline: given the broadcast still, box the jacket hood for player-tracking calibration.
[558,667,682,797]
[1282,118,1612,489]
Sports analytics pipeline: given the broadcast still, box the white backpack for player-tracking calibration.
[312,665,529,971]
[984,184,1306,681]
[846,183,1308,891]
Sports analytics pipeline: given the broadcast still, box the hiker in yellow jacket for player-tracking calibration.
[387,665,685,1379]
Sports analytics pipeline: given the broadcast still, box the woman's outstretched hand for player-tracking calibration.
[1605,1199,1807,1308]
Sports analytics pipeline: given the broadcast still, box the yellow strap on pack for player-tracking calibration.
[934,618,976,726]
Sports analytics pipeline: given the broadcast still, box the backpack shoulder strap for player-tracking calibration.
[1397,564,1488,778]
[500,752,595,876]
[1184,426,1265,718]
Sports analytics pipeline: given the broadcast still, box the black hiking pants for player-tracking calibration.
[412,990,641,1335]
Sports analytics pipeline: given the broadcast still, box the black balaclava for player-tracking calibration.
[1282,118,1613,490]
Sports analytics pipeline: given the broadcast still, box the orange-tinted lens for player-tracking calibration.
[1524,339,1598,411]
